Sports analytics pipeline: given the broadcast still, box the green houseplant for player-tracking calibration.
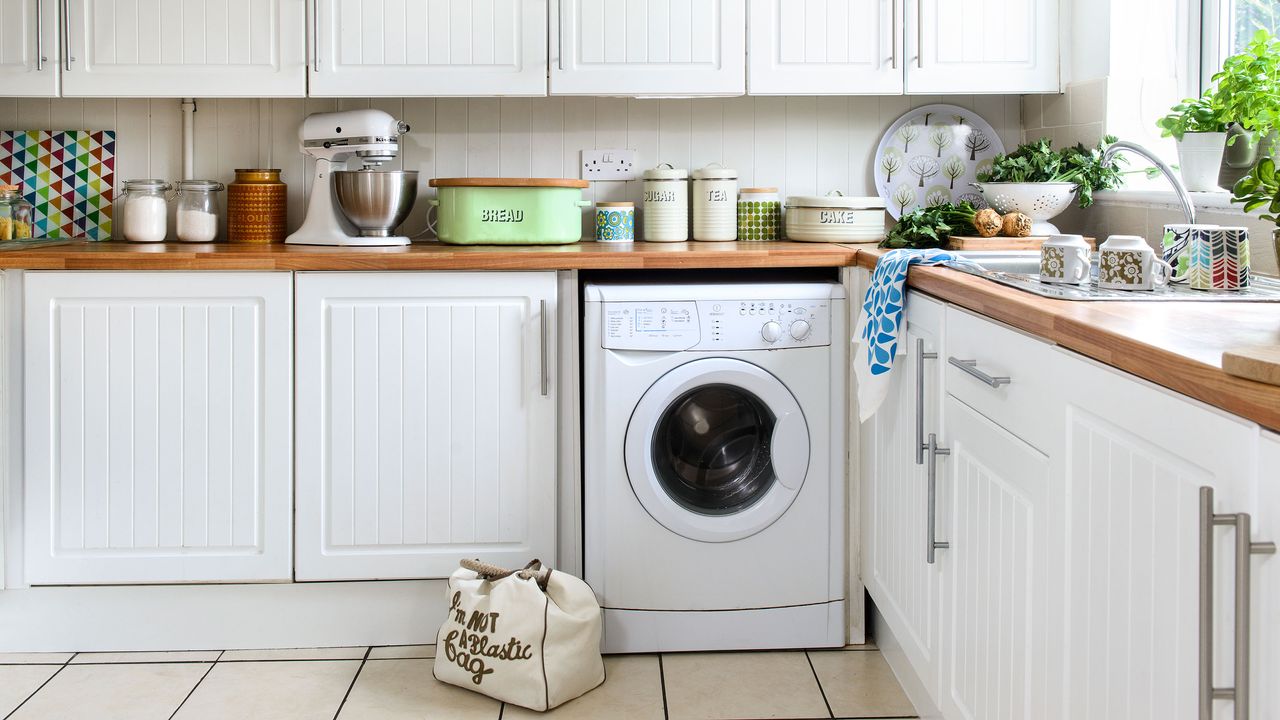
[1156,92,1230,191]
[1231,156,1280,265]
[1213,30,1280,176]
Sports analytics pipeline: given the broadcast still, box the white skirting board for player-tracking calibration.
[0,580,450,652]
[601,601,845,654]
[869,600,942,720]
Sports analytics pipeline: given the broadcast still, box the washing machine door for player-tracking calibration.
[624,357,810,543]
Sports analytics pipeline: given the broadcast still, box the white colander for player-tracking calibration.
[972,182,1077,235]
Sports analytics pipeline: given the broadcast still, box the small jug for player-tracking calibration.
[1039,234,1091,284]
[1098,235,1174,291]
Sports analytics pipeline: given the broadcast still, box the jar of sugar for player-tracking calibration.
[120,179,173,243]
[175,180,225,243]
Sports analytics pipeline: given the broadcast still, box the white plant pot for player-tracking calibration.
[1176,132,1227,192]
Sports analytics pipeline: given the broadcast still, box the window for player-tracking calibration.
[1201,0,1280,89]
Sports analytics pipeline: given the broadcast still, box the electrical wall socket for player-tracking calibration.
[581,149,640,181]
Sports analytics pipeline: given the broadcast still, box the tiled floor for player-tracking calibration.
[0,644,917,720]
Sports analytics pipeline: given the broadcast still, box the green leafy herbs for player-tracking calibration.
[974,136,1126,207]
[881,202,982,249]
[1155,93,1230,141]
[1232,156,1280,225]
[1212,29,1280,141]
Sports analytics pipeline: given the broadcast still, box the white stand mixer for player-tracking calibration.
[287,109,416,247]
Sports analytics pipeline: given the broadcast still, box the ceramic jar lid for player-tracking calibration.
[785,191,885,209]
[740,187,778,194]
[597,201,634,207]
[691,164,737,180]
[643,163,688,180]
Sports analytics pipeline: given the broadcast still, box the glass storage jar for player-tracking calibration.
[120,179,173,243]
[174,180,225,243]
[0,185,34,241]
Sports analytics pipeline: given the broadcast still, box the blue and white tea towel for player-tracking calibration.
[855,249,979,421]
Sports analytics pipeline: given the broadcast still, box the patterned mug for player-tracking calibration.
[1098,235,1174,291]
[595,202,635,243]
[1161,223,1218,283]
[1039,234,1091,284]
[1177,226,1251,291]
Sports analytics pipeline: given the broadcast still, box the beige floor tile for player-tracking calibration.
[336,658,500,719]
[662,651,829,720]
[71,650,221,664]
[0,665,60,716]
[10,663,210,720]
[219,646,367,661]
[368,644,436,659]
[809,650,916,718]
[0,653,72,665]
[173,660,359,720]
[845,639,878,651]
[504,655,664,720]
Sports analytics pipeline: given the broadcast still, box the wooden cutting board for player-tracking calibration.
[947,235,1097,250]
[1222,345,1280,387]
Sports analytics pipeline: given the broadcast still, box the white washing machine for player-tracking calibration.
[583,280,846,654]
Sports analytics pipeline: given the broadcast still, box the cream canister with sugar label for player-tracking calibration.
[642,163,688,242]
[691,164,737,241]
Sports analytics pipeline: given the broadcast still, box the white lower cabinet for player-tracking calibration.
[23,272,294,584]
[294,272,557,581]
[1255,432,1280,720]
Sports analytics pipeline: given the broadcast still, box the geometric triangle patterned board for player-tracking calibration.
[0,130,115,240]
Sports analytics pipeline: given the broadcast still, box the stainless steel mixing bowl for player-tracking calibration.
[333,170,418,237]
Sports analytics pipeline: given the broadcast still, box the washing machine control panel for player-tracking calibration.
[601,299,830,351]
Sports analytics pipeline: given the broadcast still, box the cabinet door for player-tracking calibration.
[23,272,293,584]
[551,0,745,96]
[60,0,306,97]
[294,272,557,581]
[0,0,59,96]
[861,291,944,697]
[906,0,1058,94]
[1256,432,1280,720]
[310,0,547,97]
[748,0,902,95]
[1054,349,1256,720]
[937,395,1054,720]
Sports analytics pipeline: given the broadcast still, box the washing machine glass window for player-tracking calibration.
[652,384,776,515]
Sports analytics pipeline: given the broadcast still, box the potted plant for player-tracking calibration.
[973,136,1126,234]
[1212,30,1280,173]
[1156,92,1230,191]
[1231,156,1280,265]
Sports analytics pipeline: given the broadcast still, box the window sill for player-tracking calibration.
[1091,189,1245,214]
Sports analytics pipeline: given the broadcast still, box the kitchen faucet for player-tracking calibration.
[1101,140,1197,225]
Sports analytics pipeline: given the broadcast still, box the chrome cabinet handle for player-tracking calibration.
[35,0,45,71]
[556,0,566,72]
[312,0,319,72]
[948,357,1011,388]
[1199,486,1276,720]
[916,0,924,69]
[888,0,897,69]
[926,433,949,564]
[61,0,72,68]
[914,337,937,465]
[539,299,549,397]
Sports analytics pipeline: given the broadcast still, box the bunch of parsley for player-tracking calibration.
[881,202,980,249]
[976,135,1125,207]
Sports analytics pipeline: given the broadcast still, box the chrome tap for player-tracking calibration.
[1101,140,1196,225]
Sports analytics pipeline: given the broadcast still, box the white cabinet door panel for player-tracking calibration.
[1255,432,1280,720]
[0,0,58,96]
[551,0,745,95]
[61,0,306,97]
[310,0,547,96]
[907,0,1058,93]
[295,272,556,581]
[748,0,901,95]
[24,272,293,584]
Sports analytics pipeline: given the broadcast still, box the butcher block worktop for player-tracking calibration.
[853,247,1280,433]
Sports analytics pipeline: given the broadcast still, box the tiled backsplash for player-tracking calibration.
[0,95,1021,240]
[1022,79,1107,149]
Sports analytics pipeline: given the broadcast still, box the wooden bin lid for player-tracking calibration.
[429,177,589,189]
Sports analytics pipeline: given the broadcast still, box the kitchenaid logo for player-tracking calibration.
[480,209,525,223]
[819,210,857,224]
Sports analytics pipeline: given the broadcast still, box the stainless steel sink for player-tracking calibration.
[950,250,1280,302]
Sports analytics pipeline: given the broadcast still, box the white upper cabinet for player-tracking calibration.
[294,272,558,582]
[748,0,902,95]
[23,272,294,585]
[907,0,1059,93]
[310,0,548,97]
[551,0,745,96]
[0,0,59,96]
[60,0,306,97]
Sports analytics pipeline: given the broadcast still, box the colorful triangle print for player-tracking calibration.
[0,129,115,240]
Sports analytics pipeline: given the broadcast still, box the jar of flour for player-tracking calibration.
[174,180,225,243]
[120,179,173,243]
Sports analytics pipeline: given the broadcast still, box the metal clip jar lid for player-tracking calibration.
[785,190,885,209]
[176,180,226,192]
[643,163,688,181]
[122,179,173,192]
[691,163,737,180]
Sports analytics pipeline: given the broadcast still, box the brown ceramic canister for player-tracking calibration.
[227,169,286,243]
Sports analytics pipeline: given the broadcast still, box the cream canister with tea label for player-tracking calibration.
[642,164,688,242]
[691,164,738,241]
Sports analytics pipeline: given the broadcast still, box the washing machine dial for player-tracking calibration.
[789,319,811,340]
[761,320,783,343]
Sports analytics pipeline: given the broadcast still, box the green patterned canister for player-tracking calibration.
[737,187,781,241]
[595,202,635,243]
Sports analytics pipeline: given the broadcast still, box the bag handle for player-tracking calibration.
[460,558,552,590]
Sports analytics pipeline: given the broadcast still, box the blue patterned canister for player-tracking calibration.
[595,202,635,243]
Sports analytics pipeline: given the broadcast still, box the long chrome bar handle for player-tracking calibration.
[539,299,549,397]
[926,433,949,564]
[312,0,320,72]
[915,337,937,465]
[35,0,44,71]
[1199,486,1276,720]
[948,357,1011,388]
[889,0,897,69]
[60,0,72,68]
[916,0,924,69]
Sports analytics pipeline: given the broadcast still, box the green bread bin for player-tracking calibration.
[428,178,591,245]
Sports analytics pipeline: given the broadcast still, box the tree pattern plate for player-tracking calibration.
[874,104,1005,219]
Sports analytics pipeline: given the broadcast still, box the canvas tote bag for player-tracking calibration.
[434,559,605,711]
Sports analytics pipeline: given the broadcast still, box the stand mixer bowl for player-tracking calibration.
[333,170,418,237]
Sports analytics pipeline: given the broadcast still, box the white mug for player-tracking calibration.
[1039,234,1091,284]
[1098,235,1174,291]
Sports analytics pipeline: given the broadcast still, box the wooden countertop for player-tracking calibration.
[852,247,1280,433]
[0,240,857,271]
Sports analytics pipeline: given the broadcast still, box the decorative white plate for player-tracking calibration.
[874,104,1006,219]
